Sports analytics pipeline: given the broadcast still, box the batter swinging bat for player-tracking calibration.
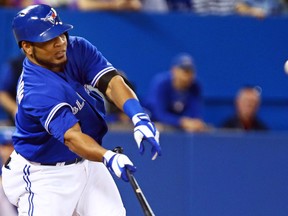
[113,147,156,216]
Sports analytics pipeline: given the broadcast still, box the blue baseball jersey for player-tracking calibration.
[13,36,115,163]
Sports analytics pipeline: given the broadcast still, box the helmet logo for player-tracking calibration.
[43,8,58,25]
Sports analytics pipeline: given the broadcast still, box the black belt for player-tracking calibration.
[13,151,83,166]
[40,157,83,166]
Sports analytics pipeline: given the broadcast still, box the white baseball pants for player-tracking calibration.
[2,151,126,216]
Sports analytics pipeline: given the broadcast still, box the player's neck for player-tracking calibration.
[27,56,65,72]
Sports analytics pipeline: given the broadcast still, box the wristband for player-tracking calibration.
[123,98,144,119]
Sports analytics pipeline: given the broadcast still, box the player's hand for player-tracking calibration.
[103,150,136,182]
[132,113,161,160]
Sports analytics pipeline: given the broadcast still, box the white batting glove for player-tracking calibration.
[103,150,136,182]
[132,113,161,160]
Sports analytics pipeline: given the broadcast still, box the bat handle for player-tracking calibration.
[113,146,124,154]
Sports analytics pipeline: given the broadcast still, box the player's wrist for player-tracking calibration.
[102,150,115,164]
[132,113,150,125]
[123,98,144,119]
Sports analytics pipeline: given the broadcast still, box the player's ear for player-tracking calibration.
[21,41,32,55]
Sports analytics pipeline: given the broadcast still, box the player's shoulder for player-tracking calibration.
[68,35,85,43]
[21,74,66,106]
[20,84,66,109]
[68,35,94,48]
[67,35,99,57]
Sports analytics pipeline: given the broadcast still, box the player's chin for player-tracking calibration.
[54,56,67,65]
[55,53,67,61]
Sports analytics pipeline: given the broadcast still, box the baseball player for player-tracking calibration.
[1,4,161,216]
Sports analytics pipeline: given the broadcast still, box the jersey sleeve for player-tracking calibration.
[69,37,116,87]
[23,90,78,143]
[48,106,79,142]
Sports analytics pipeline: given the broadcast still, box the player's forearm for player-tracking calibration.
[64,124,107,161]
[105,75,138,111]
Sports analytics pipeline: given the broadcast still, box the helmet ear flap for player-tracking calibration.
[64,32,69,42]
[18,41,23,48]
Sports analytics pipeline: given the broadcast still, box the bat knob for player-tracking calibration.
[113,146,124,154]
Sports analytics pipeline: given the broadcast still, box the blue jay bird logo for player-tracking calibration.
[44,8,57,25]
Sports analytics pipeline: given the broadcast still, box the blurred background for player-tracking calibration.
[1,1,288,215]
[1,5,288,130]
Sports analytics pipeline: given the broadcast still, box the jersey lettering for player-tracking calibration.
[17,73,24,104]
[72,100,85,115]
[76,100,84,110]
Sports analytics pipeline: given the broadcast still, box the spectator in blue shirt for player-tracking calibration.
[144,53,207,132]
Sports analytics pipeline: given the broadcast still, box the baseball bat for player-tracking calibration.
[113,147,156,216]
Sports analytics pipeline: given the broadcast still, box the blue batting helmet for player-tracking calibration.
[12,4,73,48]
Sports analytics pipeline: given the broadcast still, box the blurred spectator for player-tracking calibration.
[0,0,9,6]
[141,0,169,13]
[5,0,143,10]
[235,0,285,18]
[221,86,268,131]
[0,55,24,123]
[5,0,75,8]
[281,0,288,13]
[0,55,21,216]
[144,53,208,132]
[0,54,24,126]
[0,127,17,216]
[0,128,14,168]
[166,0,192,11]
[192,0,238,15]
[76,0,142,11]
[162,0,238,14]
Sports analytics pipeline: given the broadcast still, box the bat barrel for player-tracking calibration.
[126,169,155,216]
[113,146,156,216]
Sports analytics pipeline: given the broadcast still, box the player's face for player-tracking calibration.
[29,34,68,72]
